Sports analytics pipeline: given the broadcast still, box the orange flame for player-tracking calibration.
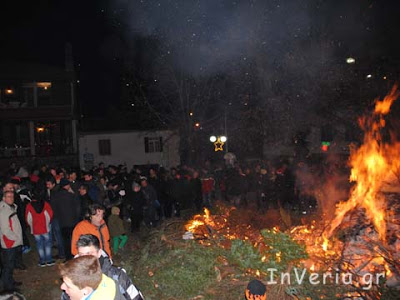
[324,85,400,243]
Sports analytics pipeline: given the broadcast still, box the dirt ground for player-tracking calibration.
[14,224,136,300]
[14,249,62,300]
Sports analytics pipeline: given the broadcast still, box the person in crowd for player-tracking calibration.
[107,206,128,254]
[260,167,276,210]
[128,182,145,232]
[275,160,296,210]
[244,279,267,300]
[107,180,123,207]
[225,166,243,207]
[25,192,54,267]
[140,177,159,227]
[191,170,203,212]
[201,171,214,208]
[169,171,183,217]
[180,170,193,210]
[0,291,26,299]
[78,184,93,220]
[156,169,171,219]
[59,255,121,300]
[148,168,163,218]
[0,191,23,291]
[56,169,66,181]
[147,168,159,191]
[38,164,49,181]
[49,168,60,184]
[10,177,31,260]
[4,180,27,270]
[98,176,108,207]
[6,162,18,179]
[71,203,112,258]
[61,234,143,300]
[243,167,259,206]
[52,178,81,260]
[67,169,81,195]
[83,171,101,204]
[45,176,65,259]
[1,181,15,198]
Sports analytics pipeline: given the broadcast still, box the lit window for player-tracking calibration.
[37,82,52,90]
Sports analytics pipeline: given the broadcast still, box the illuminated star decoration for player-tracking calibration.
[214,137,224,151]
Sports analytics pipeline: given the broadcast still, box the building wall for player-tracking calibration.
[78,130,180,170]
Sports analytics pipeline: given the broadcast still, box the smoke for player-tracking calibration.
[109,0,369,76]
[295,154,350,218]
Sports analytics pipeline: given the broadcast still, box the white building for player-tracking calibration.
[78,129,180,170]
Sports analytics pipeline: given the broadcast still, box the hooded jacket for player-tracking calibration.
[108,214,125,237]
[71,219,111,258]
[0,200,23,249]
[86,274,120,300]
[100,253,144,300]
[61,250,144,300]
[25,200,53,235]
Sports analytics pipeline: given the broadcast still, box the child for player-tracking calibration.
[25,192,54,267]
[108,206,127,254]
[245,279,267,300]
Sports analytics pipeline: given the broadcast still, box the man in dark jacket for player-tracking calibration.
[78,183,93,220]
[190,170,203,212]
[61,234,144,300]
[68,169,81,195]
[83,171,101,204]
[45,177,65,259]
[52,178,80,260]
[140,177,159,227]
[127,182,145,232]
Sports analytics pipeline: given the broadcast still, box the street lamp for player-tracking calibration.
[346,57,355,64]
[210,135,227,152]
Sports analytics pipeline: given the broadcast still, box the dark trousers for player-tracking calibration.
[1,246,18,290]
[51,219,65,258]
[61,227,74,260]
[130,211,143,232]
[15,246,24,269]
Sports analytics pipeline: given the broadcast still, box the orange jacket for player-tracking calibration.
[71,219,112,258]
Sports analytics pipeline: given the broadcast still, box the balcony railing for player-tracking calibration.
[0,147,31,158]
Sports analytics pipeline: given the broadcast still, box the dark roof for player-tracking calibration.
[0,61,73,81]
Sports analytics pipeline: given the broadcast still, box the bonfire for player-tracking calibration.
[185,86,400,299]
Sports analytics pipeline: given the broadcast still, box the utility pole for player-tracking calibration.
[224,106,228,153]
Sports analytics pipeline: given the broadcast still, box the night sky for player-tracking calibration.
[1,0,400,121]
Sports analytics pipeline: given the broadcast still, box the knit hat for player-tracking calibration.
[111,206,120,215]
[16,167,29,178]
[59,178,70,187]
[245,279,267,300]
[10,177,21,184]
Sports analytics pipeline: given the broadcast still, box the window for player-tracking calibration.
[0,86,18,106]
[37,82,52,106]
[98,139,111,155]
[144,137,163,153]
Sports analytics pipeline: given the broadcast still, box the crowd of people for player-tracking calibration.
[0,158,317,298]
